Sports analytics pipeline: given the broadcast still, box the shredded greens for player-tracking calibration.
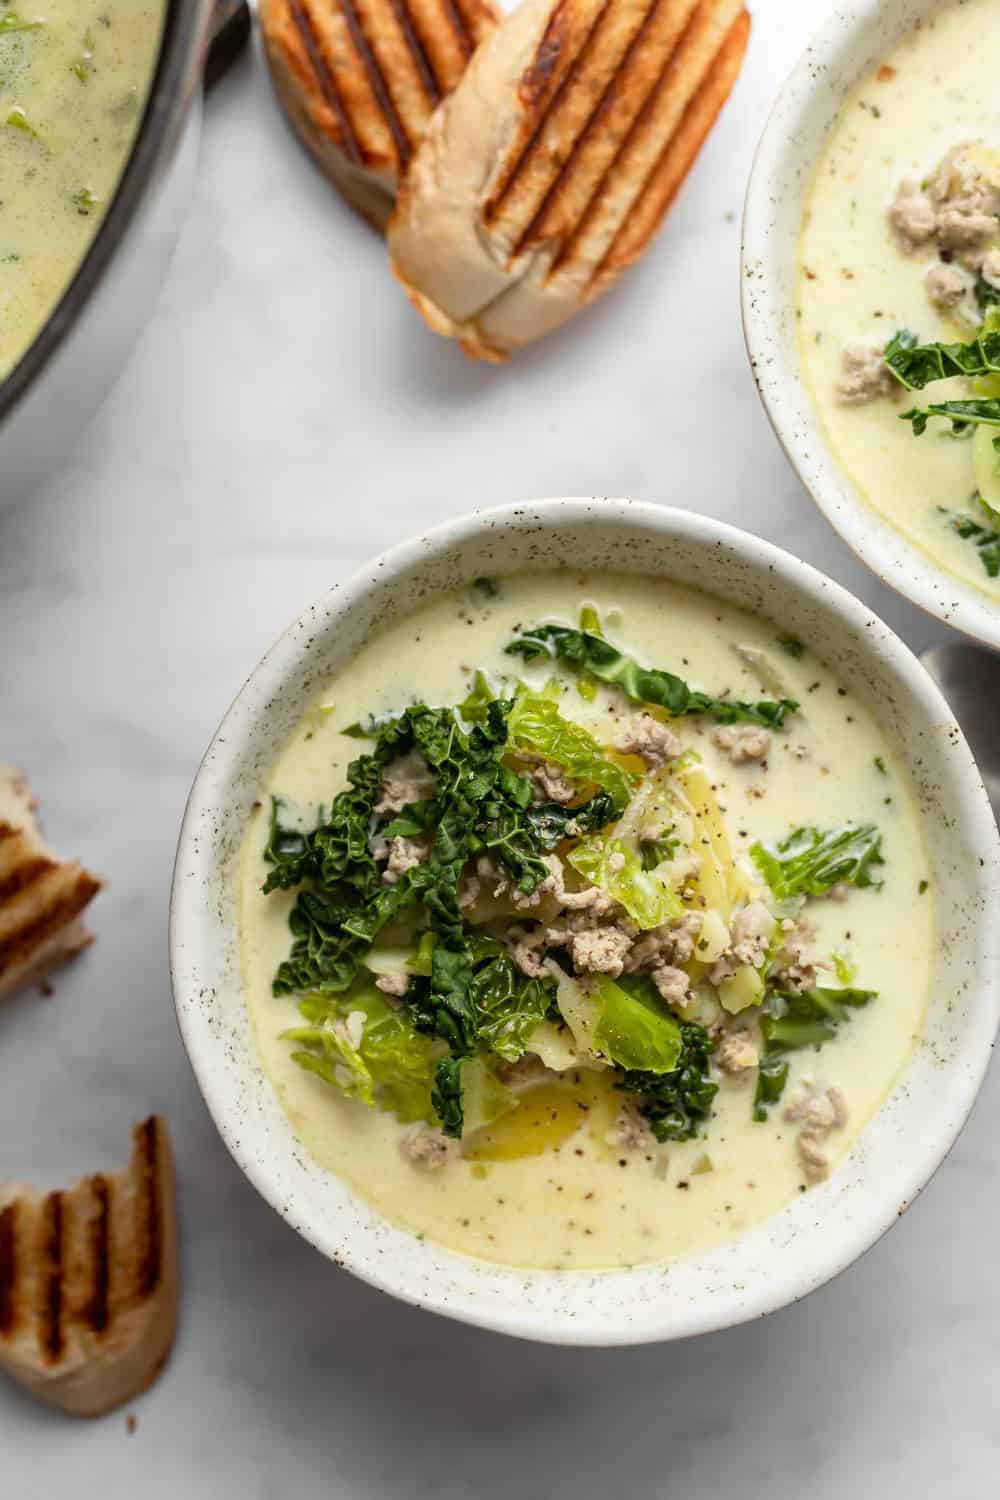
[617,1019,718,1142]
[753,987,876,1119]
[901,399,1000,437]
[884,325,1000,389]
[466,955,557,1063]
[884,320,1000,436]
[259,606,883,1158]
[940,507,1000,578]
[263,697,625,1136]
[505,622,798,728]
[750,823,884,900]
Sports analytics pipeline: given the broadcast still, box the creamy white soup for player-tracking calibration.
[239,572,934,1271]
[798,0,1000,598]
[0,0,165,379]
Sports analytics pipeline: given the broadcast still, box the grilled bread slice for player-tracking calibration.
[0,766,102,1005]
[388,0,750,357]
[260,0,502,230]
[0,1117,179,1417]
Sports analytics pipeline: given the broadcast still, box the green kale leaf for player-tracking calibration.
[522,791,618,848]
[617,1020,717,1142]
[753,986,876,1119]
[469,955,557,1062]
[431,1056,465,1138]
[751,823,884,900]
[505,624,798,729]
[753,1053,789,1120]
[900,399,1000,436]
[940,507,1000,578]
[884,325,1000,388]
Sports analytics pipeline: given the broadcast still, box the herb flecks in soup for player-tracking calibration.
[0,1,164,379]
[798,0,1000,595]
[239,574,933,1271]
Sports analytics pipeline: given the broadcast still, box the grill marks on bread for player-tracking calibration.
[261,0,499,226]
[0,767,101,1004]
[0,1126,165,1363]
[82,1175,111,1336]
[132,1118,163,1301]
[0,1118,178,1417]
[388,0,750,356]
[0,1202,16,1338]
[41,1192,65,1362]
[584,0,751,287]
[286,0,366,165]
[490,0,749,282]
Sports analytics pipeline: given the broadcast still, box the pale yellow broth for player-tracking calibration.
[239,572,934,1271]
[0,1,164,379]
[797,0,1000,598]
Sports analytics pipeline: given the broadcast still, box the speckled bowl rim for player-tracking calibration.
[741,0,1000,650]
[170,498,1000,1346]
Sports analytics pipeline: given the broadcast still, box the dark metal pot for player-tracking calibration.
[0,0,249,508]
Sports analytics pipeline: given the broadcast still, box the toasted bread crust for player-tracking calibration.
[388,0,750,356]
[261,0,500,228]
[0,1118,179,1418]
[585,4,752,288]
[0,767,102,1004]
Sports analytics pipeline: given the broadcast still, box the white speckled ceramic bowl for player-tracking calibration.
[741,0,1000,650]
[170,499,1000,1346]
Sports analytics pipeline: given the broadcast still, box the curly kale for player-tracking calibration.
[617,1021,718,1142]
[430,1056,464,1138]
[882,321,1000,435]
[263,695,619,1137]
[883,324,1000,389]
[524,792,618,849]
[505,624,798,729]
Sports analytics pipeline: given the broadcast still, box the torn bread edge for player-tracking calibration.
[0,1117,179,1418]
[0,765,102,1004]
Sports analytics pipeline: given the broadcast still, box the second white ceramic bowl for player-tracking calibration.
[741,0,1000,650]
[170,498,1000,1345]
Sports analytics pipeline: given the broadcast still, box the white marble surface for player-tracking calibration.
[2,1,997,1492]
